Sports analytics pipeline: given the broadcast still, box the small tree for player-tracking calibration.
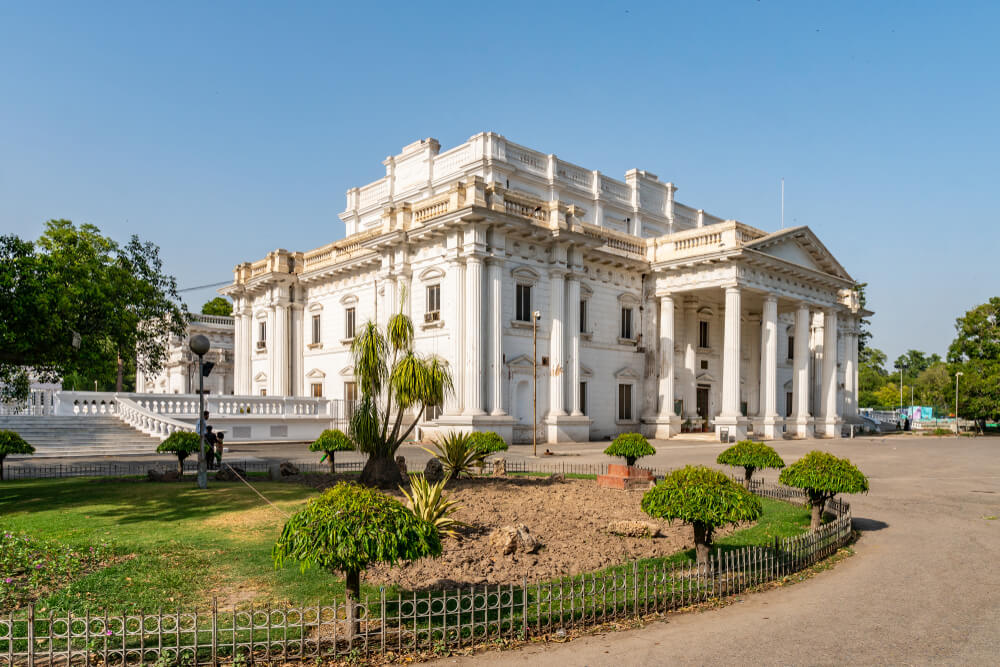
[156,431,201,474]
[779,451,869,530]
[273,483,441,635]
[717,440,785,483]
[642,465,762,567]
[604,433,656,467]
[0,430,34,481]
[310,429,354,474]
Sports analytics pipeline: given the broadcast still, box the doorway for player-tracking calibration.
[697,385,710,429]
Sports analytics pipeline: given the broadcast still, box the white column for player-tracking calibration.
[682,297,698,420]
[463,256,485,415]
[290,304,304,396]
[658,295,676,418]
[792,303,814,437]
[720,287,742,419]
[822,308,840,436]
[760,296,780,438]
[232,312,243,393]
[548,269,566,416]
[445,258,465,415]
[488,258,506,415]
[747,312,761,418]
[844,323,858,418]
[241,309,252,394]
[273,302,288,396]
[568,277,582,416]
[266,307,276,395]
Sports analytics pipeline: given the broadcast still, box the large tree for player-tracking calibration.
[0,220,186,399]
[349,313,452,488]
[948,297,1000,422]
[201,297,232,316]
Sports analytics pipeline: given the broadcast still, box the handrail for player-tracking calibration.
[115,396,195,440]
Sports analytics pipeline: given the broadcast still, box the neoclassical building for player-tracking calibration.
[222,133,865,443]
[136,314,235,395]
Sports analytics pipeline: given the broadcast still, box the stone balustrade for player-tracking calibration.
[116,397,193,440]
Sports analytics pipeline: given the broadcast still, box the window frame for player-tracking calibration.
[515,284,533,322]
[310,382,323,398]
[311,314,321,345]
[699,320,710,349]
[617,383,634,422]
[620,307,634,340]
[345,307,356,340]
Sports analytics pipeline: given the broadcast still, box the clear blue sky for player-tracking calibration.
[2,1,997,364]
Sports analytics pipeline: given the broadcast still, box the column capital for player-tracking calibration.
[484,255,505,266]
[659,293,675,304]
[763,294,778,305]
[547,267,568,280]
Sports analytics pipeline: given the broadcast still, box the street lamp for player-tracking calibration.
[189,334,211,489]
[954,371,963,434]
[532,310,541,457]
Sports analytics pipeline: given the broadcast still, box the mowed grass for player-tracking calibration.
[0,477,811,614]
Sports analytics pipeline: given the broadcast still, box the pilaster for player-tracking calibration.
[487,256,506,416]
[821,308,841,437]
[716,286,747,441]
[759,296,781,439]
[652,294,680,438]
[463,255,486,416]
[791,303,815,438]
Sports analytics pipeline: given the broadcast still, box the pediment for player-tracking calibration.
[338,366,354,377]
[615,366,640,380]
[783,379,793,391]
[306,368,326,379]
[253,371,268,382]
[506,354,534,371]
[696,370,716,383]
[580,364,593,378]
[745,227,852,280]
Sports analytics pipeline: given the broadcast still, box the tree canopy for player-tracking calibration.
[156,431,201,474]
[604,433,656,467]
[201,297,232,316]
[0,430,35,481]
[779,451,868,529]
[948,297,1000,421]
[309,429,354,473]
[717,440,785,482]
[0,220,186,399]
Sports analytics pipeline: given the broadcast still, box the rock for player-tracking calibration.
[491,457,507,477]
[215,465,247,482]
[549,473,566,483]
[395,456,407,476]
[279,461,300,476]
[606,520,662,538]
[489,524,541,556]
[147,469,181,482]
[424,457,445,484]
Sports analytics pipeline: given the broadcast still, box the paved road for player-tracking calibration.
[422,436,1000,666]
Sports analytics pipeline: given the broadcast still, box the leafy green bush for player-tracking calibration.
[309,429,354,473]
[642,465,762,566]
[467,431,508,455]
[400,475,464,539]
[717,440,785,483]
[423,431,487,481]
[604,433,656,467]
[779,451,869,530]
[0,530,113,608]
[156,431,201,474]
[0,429,34,481]
[273,483,441,635]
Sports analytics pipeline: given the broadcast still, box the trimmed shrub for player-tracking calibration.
[156,431,201,475]
[779,450,869,530]
[310,429,354,473]
[604,433,656,467]
[467,431,508,455]
[400,475,464,539]
[642,465,762,566]
[717,440,785,483]
[423,431,487,481]
[0,430,34,481]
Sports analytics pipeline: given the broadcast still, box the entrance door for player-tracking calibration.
[696,385,710,428]
[786,392,794,418]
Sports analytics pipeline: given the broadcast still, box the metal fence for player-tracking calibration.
[0,479,853,665]
[1,459,365,481]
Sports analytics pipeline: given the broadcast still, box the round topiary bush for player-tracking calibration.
[273,482,442,635]
[642,465,762,566]
[779,450,868,530]
[604,433,656,467]
[310,429,354,473]
[0,430,34,481]
[717,440,785,483]
[467,431,508,456]
[156,431,202,474]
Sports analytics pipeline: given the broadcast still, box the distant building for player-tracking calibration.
[222,133,865,442]
[136,314,234,394]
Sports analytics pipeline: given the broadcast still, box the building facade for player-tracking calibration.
[136,314,235,395]
[222,133,864,443]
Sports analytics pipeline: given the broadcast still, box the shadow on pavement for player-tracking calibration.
[853,517,889,532]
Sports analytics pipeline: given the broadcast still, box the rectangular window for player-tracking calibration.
[787,335,795,360]
[259,388,267,397]
[515,284,532,322]
[425,284,441,321]
[580,382,587,415]
[580,300,587,333]
[257,321,266,349]
[425,403,442,421]
[311,314,321,345]
[311,382,323,397]
[345,307,356,339]
[620,307,633,340]
[344,381,357,419]
[699,321,710,348]
[618,383,633,421]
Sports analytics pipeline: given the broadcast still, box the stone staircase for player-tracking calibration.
[0,416,163,458]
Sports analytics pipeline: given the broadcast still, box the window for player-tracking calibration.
[620,307,634,340]
[580,300,588,333]
[700,360,709,370]
[311,382,323,397]
[345,307,356,339]
[787,335,795,360]
[425,403,442,421]
[425,284,441,322]
[344,382,357,419]
[699,321,710,348]
[259,388,267,396]
[311,314,321,345]
[257,321,266,349]
[618,383,633,421]
[515,284,532,322]
[580,382,588,415]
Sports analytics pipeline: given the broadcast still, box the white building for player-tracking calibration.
[136,314,235,395]
[222,133,865,443]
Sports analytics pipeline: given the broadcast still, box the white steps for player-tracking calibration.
[0,416,162,458]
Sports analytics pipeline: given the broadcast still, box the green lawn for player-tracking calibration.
[0,476,810,614]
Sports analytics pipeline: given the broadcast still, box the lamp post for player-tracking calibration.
[189,334,211,489]
[954,371,963,434]
[532,310,541,457]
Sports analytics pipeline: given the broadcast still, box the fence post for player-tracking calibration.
[27,604,34,665]
[212,597,218,664]
[633,561,639,617]
[380,588,386,655]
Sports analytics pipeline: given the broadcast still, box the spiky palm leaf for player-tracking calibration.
[399,475,465,538]
[423,431,487,481]
[351,321,388,397]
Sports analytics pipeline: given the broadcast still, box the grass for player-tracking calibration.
[0,477,810,615]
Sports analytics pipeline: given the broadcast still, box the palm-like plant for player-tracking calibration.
[399,474,464,538]
[349,312,453,487]
[423,431,488,481]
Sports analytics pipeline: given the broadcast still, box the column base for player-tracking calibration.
[429,415,516,444]
[714,416,748,442]
[646,414,682,439]
[755,416,783,440]
[789,416,815,439]
[545,414,592,443]
[820,418,842,438]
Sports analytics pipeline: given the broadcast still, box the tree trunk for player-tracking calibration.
[177,454,185,475]
[810,500,825,531]
[692,520,713,568]
[626,456,637,467]
[0,455,5,481]
[345,569,361,639]
[328,451,336,474]
[116,352,124,393]
[360,454,404,488]
[744,466,755,484]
